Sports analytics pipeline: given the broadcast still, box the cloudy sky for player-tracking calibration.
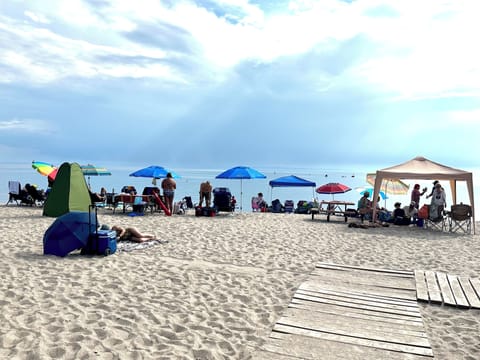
[1,0,479,171]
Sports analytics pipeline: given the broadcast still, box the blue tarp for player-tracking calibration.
[269,175,316,188]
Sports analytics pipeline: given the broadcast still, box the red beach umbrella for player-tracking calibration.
[316,182,351,200]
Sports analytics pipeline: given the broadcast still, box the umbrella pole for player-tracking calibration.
[240,179,243,212]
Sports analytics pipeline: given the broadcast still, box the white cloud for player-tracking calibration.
[24,10,50,24]
[0,0,479,101]
[0,119,54,134]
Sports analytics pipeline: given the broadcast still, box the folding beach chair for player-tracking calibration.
[6,181,22,205]
[424,205,447,232]
[447,204,472,234]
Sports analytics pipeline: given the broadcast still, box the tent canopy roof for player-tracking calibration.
[269,175,316,188]
[372,156,475,233]
[377,156,471,180]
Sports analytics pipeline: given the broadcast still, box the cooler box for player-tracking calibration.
[195,206,216,217]
[82,229,117,256]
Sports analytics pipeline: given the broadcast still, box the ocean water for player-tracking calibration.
[1,162,478,214]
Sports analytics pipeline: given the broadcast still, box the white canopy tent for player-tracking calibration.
[371,156,475,234]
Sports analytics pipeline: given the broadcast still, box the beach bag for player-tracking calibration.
[378,211,391,222]
[418,205,429,219]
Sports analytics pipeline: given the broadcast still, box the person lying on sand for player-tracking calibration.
[100,224,156,243]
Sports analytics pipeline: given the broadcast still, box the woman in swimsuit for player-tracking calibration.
[111,225,156,243]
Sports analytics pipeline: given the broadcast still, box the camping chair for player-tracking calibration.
[447,204,472,234]
[183,196,194,209]
[424,205,447,232]
[284,200,294,213]
[6,181,22,205]
[213,187,234,212]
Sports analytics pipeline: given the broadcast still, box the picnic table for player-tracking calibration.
[311,200,356,222]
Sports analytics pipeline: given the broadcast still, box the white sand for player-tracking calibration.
[0,205,479,359]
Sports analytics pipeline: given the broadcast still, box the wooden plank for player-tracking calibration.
[281,307,428,339]
[447,274,470,308]
[309,273,415,295]
[296,288,420,313]
[436,272,455,305]
[311,266,414,281]
[424,270,442,303]
[299,284,419,308]
[458,276,480,309]
[414,270,430,302]
[262,332,432,360]
[316,263,414,276]
[307,270,416,292]
[289,299,425,325]
[272,323,433,357]
[252,348,297,360]
[301,277,417,301]
[293,292,422,318]
[274,317,431,349]
[288,303,423,330]
[469,277,480,299]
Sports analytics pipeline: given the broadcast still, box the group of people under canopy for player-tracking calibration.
[358,180,450,225]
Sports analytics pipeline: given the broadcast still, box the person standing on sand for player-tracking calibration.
[161,172,176,214]
[199,181,212,207]
[410,184,427,209]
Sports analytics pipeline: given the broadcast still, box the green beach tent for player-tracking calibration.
[43,162,92,217]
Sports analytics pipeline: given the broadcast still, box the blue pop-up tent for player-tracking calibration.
[43,211,96,257]
[269,175,316,188]
[269,175,316,201]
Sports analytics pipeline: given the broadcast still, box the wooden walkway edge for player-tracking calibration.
[414,270,480,309]
[254,263,434,359]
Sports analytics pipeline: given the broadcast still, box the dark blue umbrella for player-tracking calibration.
[216,166,266,211]
[129,165,181,179]
[43,211,96,257]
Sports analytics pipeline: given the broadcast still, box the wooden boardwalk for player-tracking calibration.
[415,270,480,309]
[254,263,434,359]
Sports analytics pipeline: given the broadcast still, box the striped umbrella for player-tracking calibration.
[80,164,111,187]
[366,173,410,195]
[32,161,56,177]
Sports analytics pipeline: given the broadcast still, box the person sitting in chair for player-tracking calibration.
[254,192,267,211]
[404,201,418,221]
[357,192,373,222]
[89,189,105,204]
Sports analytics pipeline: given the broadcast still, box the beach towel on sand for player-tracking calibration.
[117,239,169,252]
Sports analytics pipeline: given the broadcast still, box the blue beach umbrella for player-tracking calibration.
[129,165,181,179]
[43,211,96,257]
[356,187,388,200]
[216,166,266,212]
[356,186,389,208]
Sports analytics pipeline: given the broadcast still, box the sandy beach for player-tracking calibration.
[0,205,479,359]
